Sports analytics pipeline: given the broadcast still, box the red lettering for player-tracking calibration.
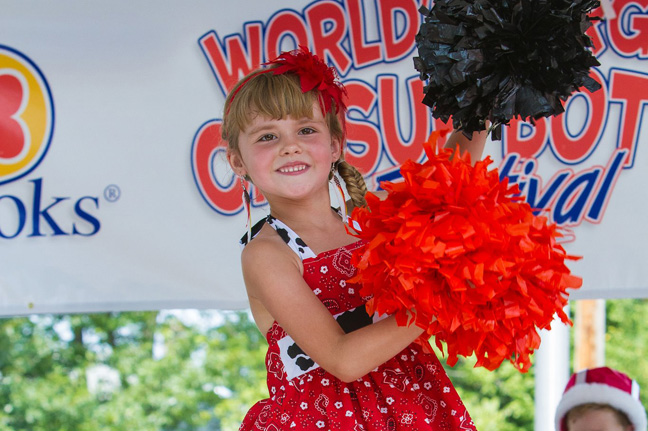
[0,74,25,160]
[199,24,263,94]
[502,118,549,159]
[608,69,648,167]
[265,11,309,60]
[550,70,607,164]
[608,0,648,58]
[344,81,381,175]
[378,76,430,165]
[377,0,420,61]
[191,121,242,215]
[306,2,352,74]
[345,0,383,68]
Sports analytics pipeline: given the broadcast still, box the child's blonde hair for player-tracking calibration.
[222,67,367,208]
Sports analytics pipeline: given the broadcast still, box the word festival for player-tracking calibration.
[191,0,648,233]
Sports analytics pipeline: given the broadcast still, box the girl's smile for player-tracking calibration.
[277,161,309,174]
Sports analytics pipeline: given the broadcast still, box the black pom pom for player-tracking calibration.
[414,0,602,137]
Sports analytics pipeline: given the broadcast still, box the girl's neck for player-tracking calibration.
[268,195,339,231]
[268,197,355,255]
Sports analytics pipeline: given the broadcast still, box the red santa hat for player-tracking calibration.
[555,367,647,431]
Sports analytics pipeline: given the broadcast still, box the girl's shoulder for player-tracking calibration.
[241,223,303,275]
[241,222,287,255]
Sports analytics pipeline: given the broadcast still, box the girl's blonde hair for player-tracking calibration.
[222,67,367,208]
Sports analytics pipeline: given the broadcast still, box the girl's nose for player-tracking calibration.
[280,139,302,155]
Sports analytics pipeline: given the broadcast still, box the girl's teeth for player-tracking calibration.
[281,165,306,173]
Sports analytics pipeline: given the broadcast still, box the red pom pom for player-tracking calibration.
[349,131,582,372]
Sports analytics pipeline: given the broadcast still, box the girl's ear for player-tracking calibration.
[331,136,343,162]
[227,148,247,178]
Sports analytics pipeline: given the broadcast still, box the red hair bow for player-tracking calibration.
[264,45,347,115]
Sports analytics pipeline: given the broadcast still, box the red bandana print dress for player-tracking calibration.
[239,216,477,431]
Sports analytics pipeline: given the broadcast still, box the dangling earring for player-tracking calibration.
[330,162,347,222]
[240,176,252,243]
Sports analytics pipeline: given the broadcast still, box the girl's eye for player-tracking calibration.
[258,134,276,142]
[299,127,316,135]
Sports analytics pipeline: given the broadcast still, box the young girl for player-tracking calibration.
[224,47,488,431]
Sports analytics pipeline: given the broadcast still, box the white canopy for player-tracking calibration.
[1,0,647,316]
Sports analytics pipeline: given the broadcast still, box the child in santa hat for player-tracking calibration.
[555,367,647,431]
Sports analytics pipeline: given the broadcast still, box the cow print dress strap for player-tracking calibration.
[239,215,317,260]
[264,215,317,260]
[240,208,350,257]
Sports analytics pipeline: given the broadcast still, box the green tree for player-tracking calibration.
[0,311,268,431]
[605,298,648,407]
[441,354,535,430]
[0,300,644,431]
[203,313,267,430]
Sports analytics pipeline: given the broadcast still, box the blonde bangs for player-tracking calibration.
[224,72,315,144]
[222,68,346,153]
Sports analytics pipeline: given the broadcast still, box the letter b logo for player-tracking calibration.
[0,46,54,185]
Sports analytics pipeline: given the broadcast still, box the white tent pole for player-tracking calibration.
[534,308,571,431]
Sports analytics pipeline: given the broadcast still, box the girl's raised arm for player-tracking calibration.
[444,128,490,164]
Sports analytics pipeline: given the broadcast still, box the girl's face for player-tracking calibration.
[228,101,341,204]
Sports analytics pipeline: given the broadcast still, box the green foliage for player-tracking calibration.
[0,300,644,431]
[442,355,535,431]
[605,298,648,408]
[0,311,267,431]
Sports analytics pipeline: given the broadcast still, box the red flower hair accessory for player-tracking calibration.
[264,45,347,115]
[348,130,582,372]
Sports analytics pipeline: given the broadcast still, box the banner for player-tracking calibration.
[1,0,647,316]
